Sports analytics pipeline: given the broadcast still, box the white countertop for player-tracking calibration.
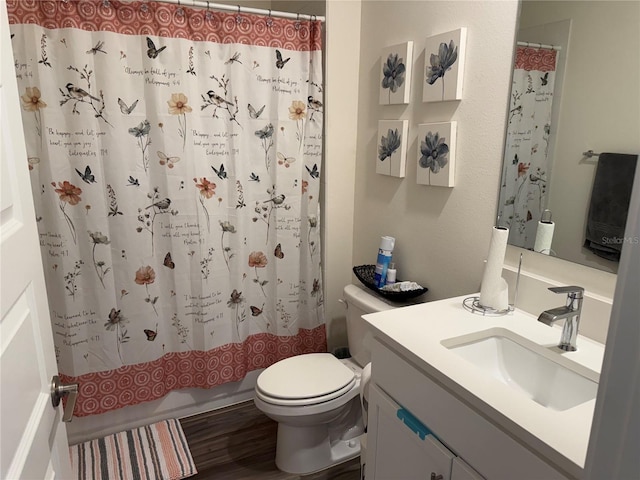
[363,294,605,478]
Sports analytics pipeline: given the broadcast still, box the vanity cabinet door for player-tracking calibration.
[366,384,454,480]
[371,339,569,480]
[452,458,485,480]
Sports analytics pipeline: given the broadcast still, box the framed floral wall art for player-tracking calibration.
[423,28,467,103]
[377,120,409,177]
[379,42,414,105]
[417,122,457,187]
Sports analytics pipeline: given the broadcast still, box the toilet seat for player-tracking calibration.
[256,353,356,406]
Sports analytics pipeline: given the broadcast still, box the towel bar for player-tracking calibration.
[583,150,601,158]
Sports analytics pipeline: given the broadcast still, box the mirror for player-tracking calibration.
[497,1,639,274]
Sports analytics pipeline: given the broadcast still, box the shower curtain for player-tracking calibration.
[8,0,326,417]
[498,45,557,248]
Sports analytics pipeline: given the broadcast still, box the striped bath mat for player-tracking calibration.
[70,418,197,480]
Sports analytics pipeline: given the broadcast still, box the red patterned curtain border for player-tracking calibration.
[7,0,322,51]
[514,46,557,72]
[60,326,327,416]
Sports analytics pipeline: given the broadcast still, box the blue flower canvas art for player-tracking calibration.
[378,128,401,162]
[377,120,409,177]
[379,42,413,105]
[382,54,406,94]
[423,29,467,103]
[417,122,457,186]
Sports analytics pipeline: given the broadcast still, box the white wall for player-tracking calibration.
[271,0,325,16]
[216,0,325,16]
[351,1,519,303]
[323,0,362,351]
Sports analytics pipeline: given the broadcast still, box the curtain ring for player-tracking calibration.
[102,0,110,8]
[236,5,243,24]
[176,0,184,17]
[266,9,273,27]
[205,1,213,20]
[295,13,301,30]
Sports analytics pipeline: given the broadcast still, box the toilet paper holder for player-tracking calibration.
[463,296,512,316]
[463,253,523,316]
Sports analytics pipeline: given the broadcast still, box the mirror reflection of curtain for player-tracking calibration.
[498,45,558,248]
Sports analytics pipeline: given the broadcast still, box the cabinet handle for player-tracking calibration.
[397,407,432,440]
[430,474,443,480]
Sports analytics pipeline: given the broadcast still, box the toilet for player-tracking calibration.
[253,284,395,475]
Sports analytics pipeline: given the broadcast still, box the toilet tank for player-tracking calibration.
[343,284,395,367]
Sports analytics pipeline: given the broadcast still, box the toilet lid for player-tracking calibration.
[257,353,355,401]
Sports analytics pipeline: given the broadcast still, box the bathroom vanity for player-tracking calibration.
[363,295,605,480]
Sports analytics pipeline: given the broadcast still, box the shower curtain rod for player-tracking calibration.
[517,41,561,51]
[153,0,326,22]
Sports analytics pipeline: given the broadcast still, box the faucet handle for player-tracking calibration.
[549,286,584,298]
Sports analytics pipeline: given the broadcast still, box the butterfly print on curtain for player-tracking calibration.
[8,0,326,417]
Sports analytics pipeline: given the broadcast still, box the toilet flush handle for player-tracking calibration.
[338,298,348,310]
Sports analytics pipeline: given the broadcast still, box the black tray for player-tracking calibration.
[352,265,428,301]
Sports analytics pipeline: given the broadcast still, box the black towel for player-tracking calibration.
[584,153,638,261]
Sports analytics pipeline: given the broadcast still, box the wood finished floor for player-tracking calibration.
[179,400,361,480]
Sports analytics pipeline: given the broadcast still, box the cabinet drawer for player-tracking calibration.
[367,383,454,480]
[371,339,569,480]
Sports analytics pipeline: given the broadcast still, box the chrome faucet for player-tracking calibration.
[538,286,584,352]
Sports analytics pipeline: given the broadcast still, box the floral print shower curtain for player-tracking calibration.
[498,45,557,248]
[8,0,325,416]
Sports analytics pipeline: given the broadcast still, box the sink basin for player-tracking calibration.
[441,328,599,411]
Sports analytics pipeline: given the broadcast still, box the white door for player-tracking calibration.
[0,1,73,478]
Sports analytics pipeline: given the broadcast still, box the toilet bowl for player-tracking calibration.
[254,285,395,475]
[254,353,364,474]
